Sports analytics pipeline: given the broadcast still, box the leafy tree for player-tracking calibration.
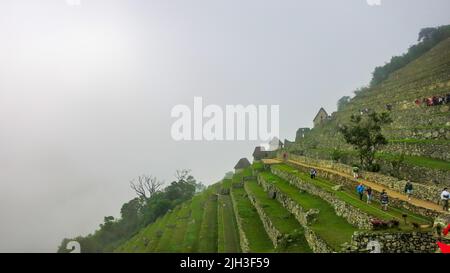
[339,112,392,171]
[58,168,203,253]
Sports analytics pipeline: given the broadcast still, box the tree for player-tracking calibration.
[130,175,164,200]
[337,96,351,111]
[339,112,392,171]
[418,27,437,41]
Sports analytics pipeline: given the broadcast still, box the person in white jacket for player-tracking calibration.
[441,188,449,212]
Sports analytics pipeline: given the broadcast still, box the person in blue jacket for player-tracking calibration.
[356,183,365,201]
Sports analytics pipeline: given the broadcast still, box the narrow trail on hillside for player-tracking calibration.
[273,159,446,214]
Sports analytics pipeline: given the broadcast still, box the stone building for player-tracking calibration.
[313,108,329,127]
[234,158,251,173]
[295,128,311,142]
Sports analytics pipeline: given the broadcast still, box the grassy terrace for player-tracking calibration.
[197,194,219,253]
[165,202,192,252]
[218,195,241,253]
[377,152,450,171]
[181,190,209,252]
[154,206,183,252]
[259,171,357,250]
[243,178,312,253]
[272,164,432,228]
[230,169,274,253]
[305,147,450,171]
[116,207,173,252]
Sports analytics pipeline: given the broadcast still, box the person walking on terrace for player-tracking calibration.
[441,188,450,212]
[380,190,389,211]
[366,187,373,204]
[352,166,360,179]
[310,168,317,179]
[356,183,365,201]
[404,180,414,201]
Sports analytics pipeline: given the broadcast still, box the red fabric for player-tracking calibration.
[443,224,450,236]
[437,242,450,254]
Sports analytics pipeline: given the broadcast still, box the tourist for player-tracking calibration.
[441,188,450,212]
[366,187,373,204]
[380,190,389,211]
[433,96,439,106]
[310,168,317,179]
[352,166,360,179]
[404,180,414,201]
[356,183,365,201]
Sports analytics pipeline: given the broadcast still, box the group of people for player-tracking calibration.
[415,93,450,107]
[356,180,450,212]
[356,183,390,210]
[311,165,449,213]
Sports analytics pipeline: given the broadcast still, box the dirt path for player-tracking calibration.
[271,158,446,214]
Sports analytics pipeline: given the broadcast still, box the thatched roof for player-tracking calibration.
[234,158,251,170]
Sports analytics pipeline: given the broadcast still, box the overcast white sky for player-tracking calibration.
[0,0,449,252]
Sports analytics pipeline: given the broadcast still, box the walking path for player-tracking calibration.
[268,158,446,214]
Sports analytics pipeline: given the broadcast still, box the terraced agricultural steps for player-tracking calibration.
[116,160,442,253]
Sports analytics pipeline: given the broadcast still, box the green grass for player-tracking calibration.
[259,171,357,250]
[197,195,219,253]
[218,195,241,253]
[307,147,450,171]
[230,171,275,253]
[181,192,209,252]
[154,206,183,252]
[389,139,450,145]
[164,202,192,252]
[243,179,312,253]
[252,161,264,171]
[273,164,432,228]
[116,209,173,252]
[377,152,450,171]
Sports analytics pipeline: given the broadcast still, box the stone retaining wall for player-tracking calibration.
[344,231,439,253]
[229,189,250,253]
[271,167,374,230]
[288,148,450,186]
[243,183,284,248]
[283,153,441,218]
[257,174,334,253]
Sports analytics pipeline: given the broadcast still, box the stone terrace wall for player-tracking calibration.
[243,183,284,248]
[287,148,450,186]
[257,174,334,253]
[271,167,374,230]
[283,153,441,218]
[229,189,250,253]
[344,231,438,253]
[383,142,450,161]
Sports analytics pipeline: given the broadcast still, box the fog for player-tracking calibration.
[0,0,449,252]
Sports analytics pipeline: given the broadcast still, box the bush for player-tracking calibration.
[331,149,343,162]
